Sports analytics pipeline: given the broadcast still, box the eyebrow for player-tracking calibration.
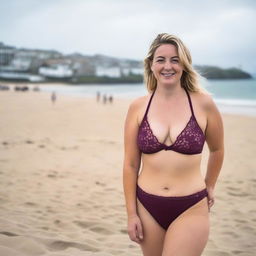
[155,56,179,59]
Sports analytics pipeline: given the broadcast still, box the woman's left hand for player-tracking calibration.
[206,187,215,211]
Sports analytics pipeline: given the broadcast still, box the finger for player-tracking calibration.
[129,228,141,244]
[132,229,138,242]
[134,237,141,244]
[207,201,210,212]
[207,198,213,211]
[136,222,144,241]
[131,233,141,244]
[208,198,214,207]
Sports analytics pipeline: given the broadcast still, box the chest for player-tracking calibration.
[146,103,206,144]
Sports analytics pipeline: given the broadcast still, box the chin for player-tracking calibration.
[161,78,177,85]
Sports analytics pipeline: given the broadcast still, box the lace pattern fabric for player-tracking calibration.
[137,89,205,155]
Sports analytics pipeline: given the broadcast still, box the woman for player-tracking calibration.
[123,33,224,256]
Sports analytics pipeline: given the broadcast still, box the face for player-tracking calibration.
[151,44,183,87]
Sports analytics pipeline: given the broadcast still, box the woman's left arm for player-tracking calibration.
[204,96,224,208]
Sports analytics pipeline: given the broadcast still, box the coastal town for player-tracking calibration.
[0,42,144,83]
[0,41,252,84]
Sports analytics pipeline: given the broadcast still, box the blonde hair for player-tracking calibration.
[144,33,207,93]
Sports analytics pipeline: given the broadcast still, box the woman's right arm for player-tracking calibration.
[123,99,144,243]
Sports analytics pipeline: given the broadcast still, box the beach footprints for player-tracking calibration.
[73,220,115,235]
[0,231,19,237]
[46,239,100,252]
[225,180,251,197]
[227,190,250,197]
[73,220,98,229]
[1,138,79,151]
[2,141,9,146]
[59,145,79,151]
[90,225,115,235]
[24,201,38,207]
[95,181,106,187]
[47,170,59,178]
[25,139,34,144]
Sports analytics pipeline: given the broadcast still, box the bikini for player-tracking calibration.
[136,88,208,230]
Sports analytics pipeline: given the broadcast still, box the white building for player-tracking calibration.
[130,67,144,75]
[39,64,73,78]
[0,42,16,65]
[121,67,144,76]
[95,66,121,77]
[11,56,32,71]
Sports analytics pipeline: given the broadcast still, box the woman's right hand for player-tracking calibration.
[127,214,144,244]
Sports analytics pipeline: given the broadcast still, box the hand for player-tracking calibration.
[206,187,215,211]
[127,214,144,244]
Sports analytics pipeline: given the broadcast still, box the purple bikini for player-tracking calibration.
[136,88,208,230]
[137,88,205,154]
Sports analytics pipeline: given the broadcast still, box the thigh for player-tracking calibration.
[162,198,209,256]
[137,199,166,256]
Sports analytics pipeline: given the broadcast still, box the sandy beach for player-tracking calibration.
[0,85,255,256]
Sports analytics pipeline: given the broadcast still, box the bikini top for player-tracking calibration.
[137,88,205,155]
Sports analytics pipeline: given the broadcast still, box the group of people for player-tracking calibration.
[123,33,224,256]
[96,91,113,104]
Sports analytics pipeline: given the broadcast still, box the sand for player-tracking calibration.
[0,85,255,256]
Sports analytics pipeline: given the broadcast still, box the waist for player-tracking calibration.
[141,150,202,171]
[137,183,208,200]
[138,166,206,197]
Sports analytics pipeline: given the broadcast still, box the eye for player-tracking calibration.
[171,59,179,63]
[156,59,164,63]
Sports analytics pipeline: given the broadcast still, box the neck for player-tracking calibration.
[155,83,184,99]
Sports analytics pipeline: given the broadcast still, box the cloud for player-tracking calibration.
[0,0,255,72]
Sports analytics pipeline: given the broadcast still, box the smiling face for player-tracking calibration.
[151,44,183,88]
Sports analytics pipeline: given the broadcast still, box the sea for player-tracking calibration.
[39,79,256,117]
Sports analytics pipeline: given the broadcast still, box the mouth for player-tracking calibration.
[161,72,175,77]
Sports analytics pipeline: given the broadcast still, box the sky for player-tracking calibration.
[1,0,256,73]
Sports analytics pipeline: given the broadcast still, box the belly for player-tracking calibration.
[137,151,206,196]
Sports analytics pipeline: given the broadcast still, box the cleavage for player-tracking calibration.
[147,114,191,146]
[147,118,177,145]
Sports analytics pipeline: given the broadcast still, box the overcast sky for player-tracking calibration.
[1,0,256,73]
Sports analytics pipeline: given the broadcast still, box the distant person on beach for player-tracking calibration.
[51,91,56,105]
[103,94,107,104]
[123,33,224,255]
[33,86,40,92]
[109,95,113,104]
[96,91,101,102]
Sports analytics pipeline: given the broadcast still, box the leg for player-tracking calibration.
[137,199,166,256]
[162,198,209,256]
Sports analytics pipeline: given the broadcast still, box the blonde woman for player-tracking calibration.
[123,33,224,256]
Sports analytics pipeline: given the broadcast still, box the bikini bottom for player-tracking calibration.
[137,184,208,230]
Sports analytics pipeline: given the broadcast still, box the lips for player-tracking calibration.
[161,72,175,77]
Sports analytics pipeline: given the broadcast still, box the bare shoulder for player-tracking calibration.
[127,95,150,121]
[191,91,217,113]
[128,95,148,111]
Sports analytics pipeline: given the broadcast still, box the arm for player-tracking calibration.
[123,99,143,243]
[204,96,224,207]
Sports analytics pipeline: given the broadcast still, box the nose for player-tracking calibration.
[163,60,172,70]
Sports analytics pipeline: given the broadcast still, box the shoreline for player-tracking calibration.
[1,82,256,117]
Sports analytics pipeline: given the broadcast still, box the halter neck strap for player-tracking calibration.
[144,90,156,117]
[143,88,195,119]
[184,88,195,117]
